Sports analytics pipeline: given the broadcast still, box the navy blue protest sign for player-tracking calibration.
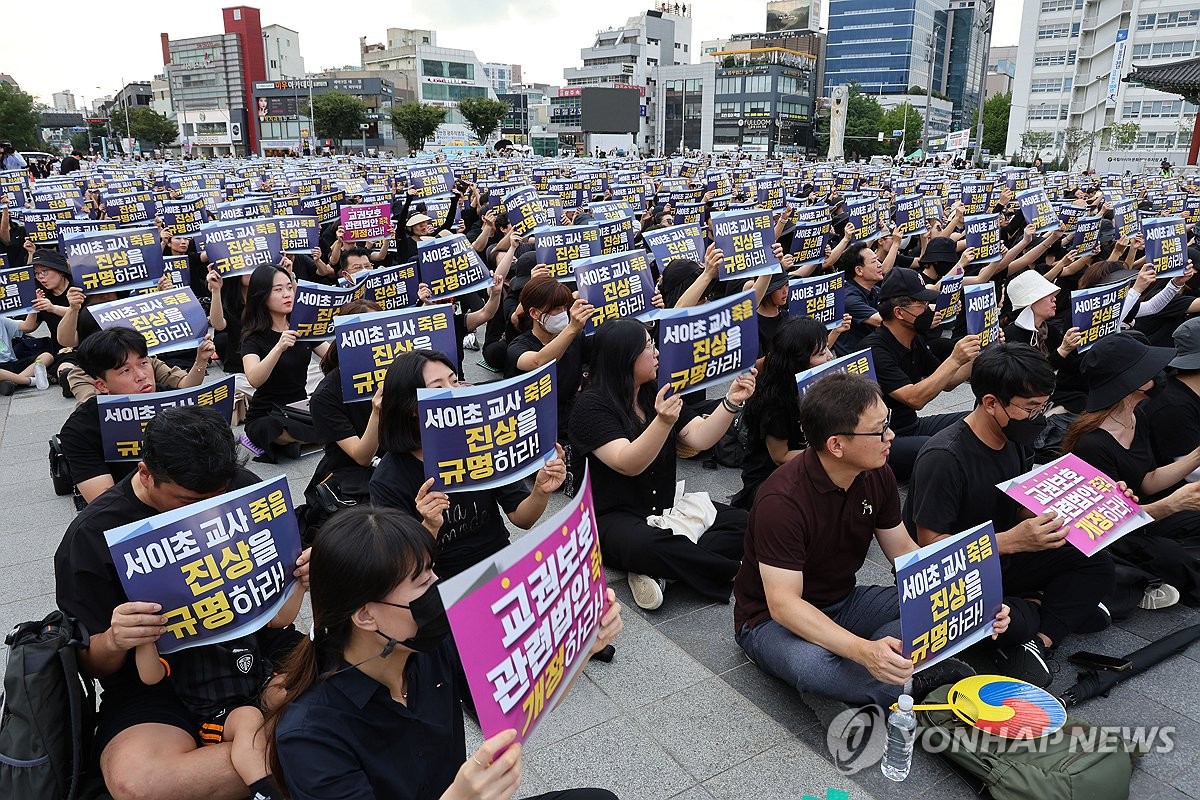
[1142,217,1188,278]
[23,208,75,245]
[1017,187,1057,234]
[789,220,828,267]
[1057,202,1086,232]
[596,216,635,256]
[357,260,420,310]
[104,475,301,654]
[139,254,191,294]
[161,198,209,236]
[794,204,829,225]
[57,219,119,248]
[930,273,964,328]
[846,196,881,242]
[291,281,361,341]
[1072,280,1130,353]
[104,191,157,224]
[589,200,633,222]
[0,265,37,315]
[0,169,26,207]
[418,361,558,493]
[299,192,341,225]
[97,377,237,462]
[642,222,705,268]
[674,201,706,226]
[423,194,463,231]
[535,224,599,282]
[960,180,993,215]
[710,209,779,281]
[201,218,282,278]
[418,234,493,300]
[609,182,647,209]
[892,193,928,238]
[574,250,657,334]
[65,227,166,295]
[964,213,1003,264]
[795,349,876,397]
[1005,170,1031,192]
[1113,198,1139,240]
[503,185,552,237]
[1072,215,1103,252]
[90,288,208,355]
[548,178,589,209]
[897,521,1003,672]
[407,163,454,200]
[787,273,845,330]
[277,215,320,252]
[31,186,84,213]
[657,289,758,396]
[757,174,786,210]
[215,197,272,221]
[964,282,1001,347]
[271,195,303,216]
[335,305,459,403]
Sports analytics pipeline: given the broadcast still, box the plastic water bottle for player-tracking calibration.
[881,693,917,781]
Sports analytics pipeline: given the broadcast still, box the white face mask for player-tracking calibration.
[541,311,570,335]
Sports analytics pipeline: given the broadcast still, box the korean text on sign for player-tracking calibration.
[98,377,237,462]
[574,250,657,333]
[65,226,165,294]
[656,289,759,396]
[89,288,209,355]
[795,348,877,397]
[418,233,493,301]
[335,305,458,402]
[787,273,845,330]
[710,209,780,281]
[964,282,1001,347]
[1071,281,1130,353]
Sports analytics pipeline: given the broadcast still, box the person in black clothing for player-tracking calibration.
[569,319,757,611]
[60,151,82,174]
[1146,318,1200,466]
[393,186,463,264]
[834,241,885,356]
[0,202,30,267]
[504,276,592,421]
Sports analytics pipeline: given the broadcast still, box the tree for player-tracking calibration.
[1020,130,1053,164]
[880,103,922,157]
[110,107,178,148]
[844,84,886,158]
[0,83,41,151]
[457,96,510,144]
[1107,121,1140,150]
[389,102,447,154]
[1061,126,1095,169]
[981,91,1010,157]
[311,91,368,146]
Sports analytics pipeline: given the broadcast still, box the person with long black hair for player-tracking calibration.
[569,319,757,611]
[268,507,622,800]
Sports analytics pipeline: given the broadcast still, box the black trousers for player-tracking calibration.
[597,505,746,602]
[888,411,969,481]
[1000,546,1116,646]
[1108,511,1200,605]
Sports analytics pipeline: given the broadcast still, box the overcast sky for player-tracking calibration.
[7,0,1022,108]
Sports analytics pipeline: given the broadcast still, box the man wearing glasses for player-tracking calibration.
[905,343,1115,688]
[732,373,1009,705]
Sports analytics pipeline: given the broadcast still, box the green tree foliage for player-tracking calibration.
[0,83,41,150]
[311,91,368,143]
[110,107,178,148]
[1020,130,1054,163]
[389,102,447,154]
[1061,126,1095,169]
[880,102,922,156]
[1107,122,1140,150]
[457,96,510,143]
[982,91,1010,156]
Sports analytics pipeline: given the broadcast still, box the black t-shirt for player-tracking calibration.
[862,324,943,436]
[58,396,140,487]
[904,418,1030,537]
[37,283,72,345]
[241,330,316,421]
[53,468,261,698]
[503,330,583,436]
[1146,377,1200,465]
[76,305,102,344]
[569,387,699,518]
[738,395,805,504]
[1071,407,1162,500]
[309,367,375,475]
[291,253,335,286]
[756,310,787,359]
[368,452,528,579]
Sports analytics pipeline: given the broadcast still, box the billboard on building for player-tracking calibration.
[580,88,640,134]
[767,0,821,33]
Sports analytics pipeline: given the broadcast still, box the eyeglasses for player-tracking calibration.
[832,410,893,441]
[32,269,53,278]
[1004,399,1051,420]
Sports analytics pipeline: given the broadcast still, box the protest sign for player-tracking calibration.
[930,273,964,328]
[356,260,420,311]
[960,180,993,216]
[0,265,37,315]
[588,200,633,222]
[795,349,876,397]
[90,288,208,355]
[1057,202,1086,232]
[710,209,779,281]
[65,227,165,295]
[897,522,1003,672]
[418,361,558,492]
[418,233,493,300]
[97,377,236,462]
[103,190,157,224]
[657,289,758,395]
[964,282,1001,347]
[892,193,928,238]
[534,224,600,282]
[845,196,880,242]
[1005,170,1031,192]
[609,182,646,209]
[1141,217,1188,278]
[1071,280,1129,352]
[503,185,552,237]
[674,201,706,226]
[789,219,828,267]
[31,186,84,213]
[963,213,1003,264]
[407,163,454,199]
[277,215,320,252]
[57,219,119,248]
[0,169,26,207]
[271,195,303,216]
[339,203,393,243]
[22,208,75,245]
[215,198,272,221]
[143,254,190,294]
[998,453,1153,556]
[104,475,301,654]
[440,467,606,745]
[290,281,360,340]
[299,192,341,224]
[201,218,282,278]
[1072,215,1103,252]
[161,197,208,236]
[1016,187,1058,234]
[596,216,636,256]
[335,304,459,403]
[787,273,845,330]
[574,250,657,333]
[642,222,705,267]
[757,174,786,210]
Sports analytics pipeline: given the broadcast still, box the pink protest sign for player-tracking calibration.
[997,453,1152,556]
[339,203,393,242]
[439,468,606,746]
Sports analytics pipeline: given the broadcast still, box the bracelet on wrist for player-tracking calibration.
[722,397,744,413]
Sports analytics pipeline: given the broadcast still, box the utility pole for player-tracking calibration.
[923,27,937,158]
[120,77,132,156]
[972,0,995,166]
[679,81,686,155]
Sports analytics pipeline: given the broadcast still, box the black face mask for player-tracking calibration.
[933,260,957,278]
[1003,414,1047,447]
[910,306,935,333]
[378,585,451,655]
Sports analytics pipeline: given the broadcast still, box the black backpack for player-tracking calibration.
[0,612,96,800]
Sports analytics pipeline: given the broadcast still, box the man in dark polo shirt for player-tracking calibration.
[733,373,1006,705]
[833,242,885,356]
[862,266,981,480]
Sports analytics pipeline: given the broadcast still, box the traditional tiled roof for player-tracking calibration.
[1126,56,1200,104]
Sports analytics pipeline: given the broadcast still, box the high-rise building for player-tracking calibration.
[1005,0,1199,165]
[52,91,76,112]
[253,75,397,155]
[987,44,1018,98]
[262,24,306,81]
[483,63,522,95]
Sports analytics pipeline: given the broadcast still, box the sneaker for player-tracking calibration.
[993,638,1052,688]
[281,442,303,460]
[462,332,480,351]
[0,380,15,397]
[910,657,975,702]
[1139,583,1181,610]
[1075,602,1112,634]
[475,357,500,374]
[32,361,49,391]
[627,573,665,610]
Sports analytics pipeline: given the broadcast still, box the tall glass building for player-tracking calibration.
[824,0,945,96]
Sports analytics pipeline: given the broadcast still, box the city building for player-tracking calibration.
[1004,0,1199,165]
[160,6,268,156]
[51,91,76,112]
[498,84,553,144]
[0,75,18,91]
[483,63,523,95]
[710,45,819,155]
[253,75,397,155]
[360,28,499,147]
[262,24,305,81]
[652,62,716,153]
[552,3,693,154]
[878,93,954,139]
[987,44,1018,98]
[97,82,152,121]
[941,0,991,131]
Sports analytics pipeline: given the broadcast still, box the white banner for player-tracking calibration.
[1106,29,1129,108]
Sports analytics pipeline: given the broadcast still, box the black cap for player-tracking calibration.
[766,271,789,294]
[878,267,938,302]
[1081,333,1175,411]
[923,236,958,265]
[30,249,72,276]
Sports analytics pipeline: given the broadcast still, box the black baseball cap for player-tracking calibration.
[878,267,938,303]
